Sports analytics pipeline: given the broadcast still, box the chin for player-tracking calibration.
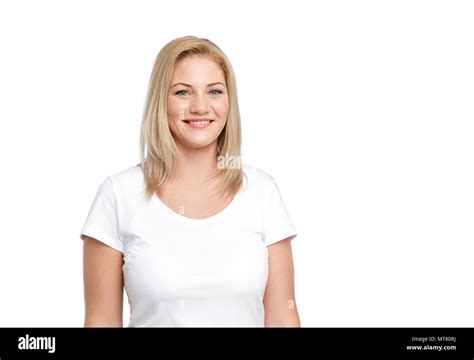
[180,139,219,150]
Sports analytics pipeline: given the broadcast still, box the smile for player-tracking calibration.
[183,119,214,128]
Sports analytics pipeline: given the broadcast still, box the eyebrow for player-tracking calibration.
[171,82,226,88]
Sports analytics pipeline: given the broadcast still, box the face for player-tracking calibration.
[167,56,229,151]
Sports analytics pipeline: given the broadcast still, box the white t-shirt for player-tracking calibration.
[80,164,297,327]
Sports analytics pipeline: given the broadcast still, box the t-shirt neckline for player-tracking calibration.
[151,188,242,224]
[150,169,249,224]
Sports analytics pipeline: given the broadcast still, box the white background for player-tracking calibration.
[0,0,472,327]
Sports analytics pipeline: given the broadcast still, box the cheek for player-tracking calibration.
[167,98,182,120]
[214,98,230,118]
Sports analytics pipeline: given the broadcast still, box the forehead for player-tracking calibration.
[172,56,225,82]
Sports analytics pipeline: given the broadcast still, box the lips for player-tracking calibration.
[183,119,214,129]
[183,118,214,123]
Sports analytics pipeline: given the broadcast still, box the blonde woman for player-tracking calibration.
[80,36,300,327]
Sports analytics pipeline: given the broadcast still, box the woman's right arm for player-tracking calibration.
[83,235,124,327]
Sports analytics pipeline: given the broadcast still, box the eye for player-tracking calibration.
[175,89,190,96]
[209,89,224,96]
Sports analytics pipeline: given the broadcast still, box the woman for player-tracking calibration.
[80,36,300,327]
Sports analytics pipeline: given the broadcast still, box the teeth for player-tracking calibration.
[189,121,210,125]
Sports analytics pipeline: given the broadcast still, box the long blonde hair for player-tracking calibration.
[139,36,244,201]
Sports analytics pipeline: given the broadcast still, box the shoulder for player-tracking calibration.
[105,163,145,198]
[242,164,277,189]
[108,163,143,183]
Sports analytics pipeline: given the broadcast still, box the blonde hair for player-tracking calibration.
[139,36,244,201]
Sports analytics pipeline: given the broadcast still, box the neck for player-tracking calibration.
[171,142,220,186]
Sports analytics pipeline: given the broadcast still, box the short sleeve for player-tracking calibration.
[261,176,298,246]
[79,177,124,253]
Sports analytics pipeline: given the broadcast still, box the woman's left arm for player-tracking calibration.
[263,237,301,327]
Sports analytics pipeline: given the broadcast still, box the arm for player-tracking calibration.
[263,237,301,327]
[83,235,124,327]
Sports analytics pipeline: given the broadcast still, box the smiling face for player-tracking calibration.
[167,56,229,151]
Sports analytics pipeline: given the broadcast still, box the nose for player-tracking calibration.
[189,93,209,114]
